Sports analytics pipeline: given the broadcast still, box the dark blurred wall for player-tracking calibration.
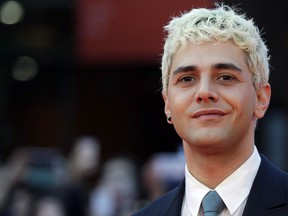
[0,0,74,160]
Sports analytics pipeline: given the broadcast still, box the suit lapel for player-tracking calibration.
[243,155,287,216]
[162,179,185,216]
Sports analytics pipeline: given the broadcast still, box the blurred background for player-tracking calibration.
[0,0,288,215]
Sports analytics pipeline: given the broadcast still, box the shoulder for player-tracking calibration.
[244,154,288,214]
[132,180,185,216]
[255,154,288,199]
[259,154,288,179]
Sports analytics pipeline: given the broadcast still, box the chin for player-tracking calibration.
[186,136,227,153]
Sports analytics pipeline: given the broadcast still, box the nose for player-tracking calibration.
[195,79,219,103]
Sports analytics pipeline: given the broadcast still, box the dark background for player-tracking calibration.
[0,0,288,169]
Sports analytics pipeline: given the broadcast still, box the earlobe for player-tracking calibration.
[254,84,271,119]
[162,93,172,124]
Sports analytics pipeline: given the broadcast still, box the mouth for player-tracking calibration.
[192,109,226,119]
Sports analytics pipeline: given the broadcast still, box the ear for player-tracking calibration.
[162,93,172,124]
[254,84,271,119]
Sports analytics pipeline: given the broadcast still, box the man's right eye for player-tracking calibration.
[179,76,195,83]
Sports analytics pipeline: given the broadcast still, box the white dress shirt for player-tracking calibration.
[181,146,261,216]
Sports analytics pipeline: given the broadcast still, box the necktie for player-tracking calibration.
[201,191,225,216]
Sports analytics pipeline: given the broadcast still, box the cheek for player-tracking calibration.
[236,91,257,118]
[169,92,192,116]
[248,91,258,116]
[221,88,256,118]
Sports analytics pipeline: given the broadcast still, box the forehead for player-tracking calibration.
[170,41,248,74]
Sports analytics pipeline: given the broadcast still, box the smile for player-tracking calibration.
[192,109,226,120]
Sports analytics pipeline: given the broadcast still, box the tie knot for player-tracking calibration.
[202,191,225,216]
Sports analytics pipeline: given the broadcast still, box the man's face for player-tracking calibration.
[163,41,270,153]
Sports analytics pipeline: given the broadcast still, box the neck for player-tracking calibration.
[183,141,254,189]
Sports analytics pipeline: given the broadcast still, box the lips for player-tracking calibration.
[192,109,226,119]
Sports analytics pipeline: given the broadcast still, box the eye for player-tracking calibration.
[218,74,234,81]
[179,75,196,83]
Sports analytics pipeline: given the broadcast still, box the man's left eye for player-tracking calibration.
[219,75,233,80]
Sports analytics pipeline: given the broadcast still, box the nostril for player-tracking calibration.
[209,96,216,101]
[197,97,203,102]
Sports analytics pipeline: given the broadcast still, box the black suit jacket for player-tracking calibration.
[133,155,288,216]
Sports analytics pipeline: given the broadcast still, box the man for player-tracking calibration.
[133,4,288,216]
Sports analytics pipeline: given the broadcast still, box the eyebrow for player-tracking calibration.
[212,63,242,72]
[172,63,242,76]
[172,65,198,75]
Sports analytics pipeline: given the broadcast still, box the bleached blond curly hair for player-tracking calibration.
[161,4,270,94]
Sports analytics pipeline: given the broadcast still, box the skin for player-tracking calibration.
[163,41,271,188]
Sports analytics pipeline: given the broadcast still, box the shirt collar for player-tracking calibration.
[184,146,261,216]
